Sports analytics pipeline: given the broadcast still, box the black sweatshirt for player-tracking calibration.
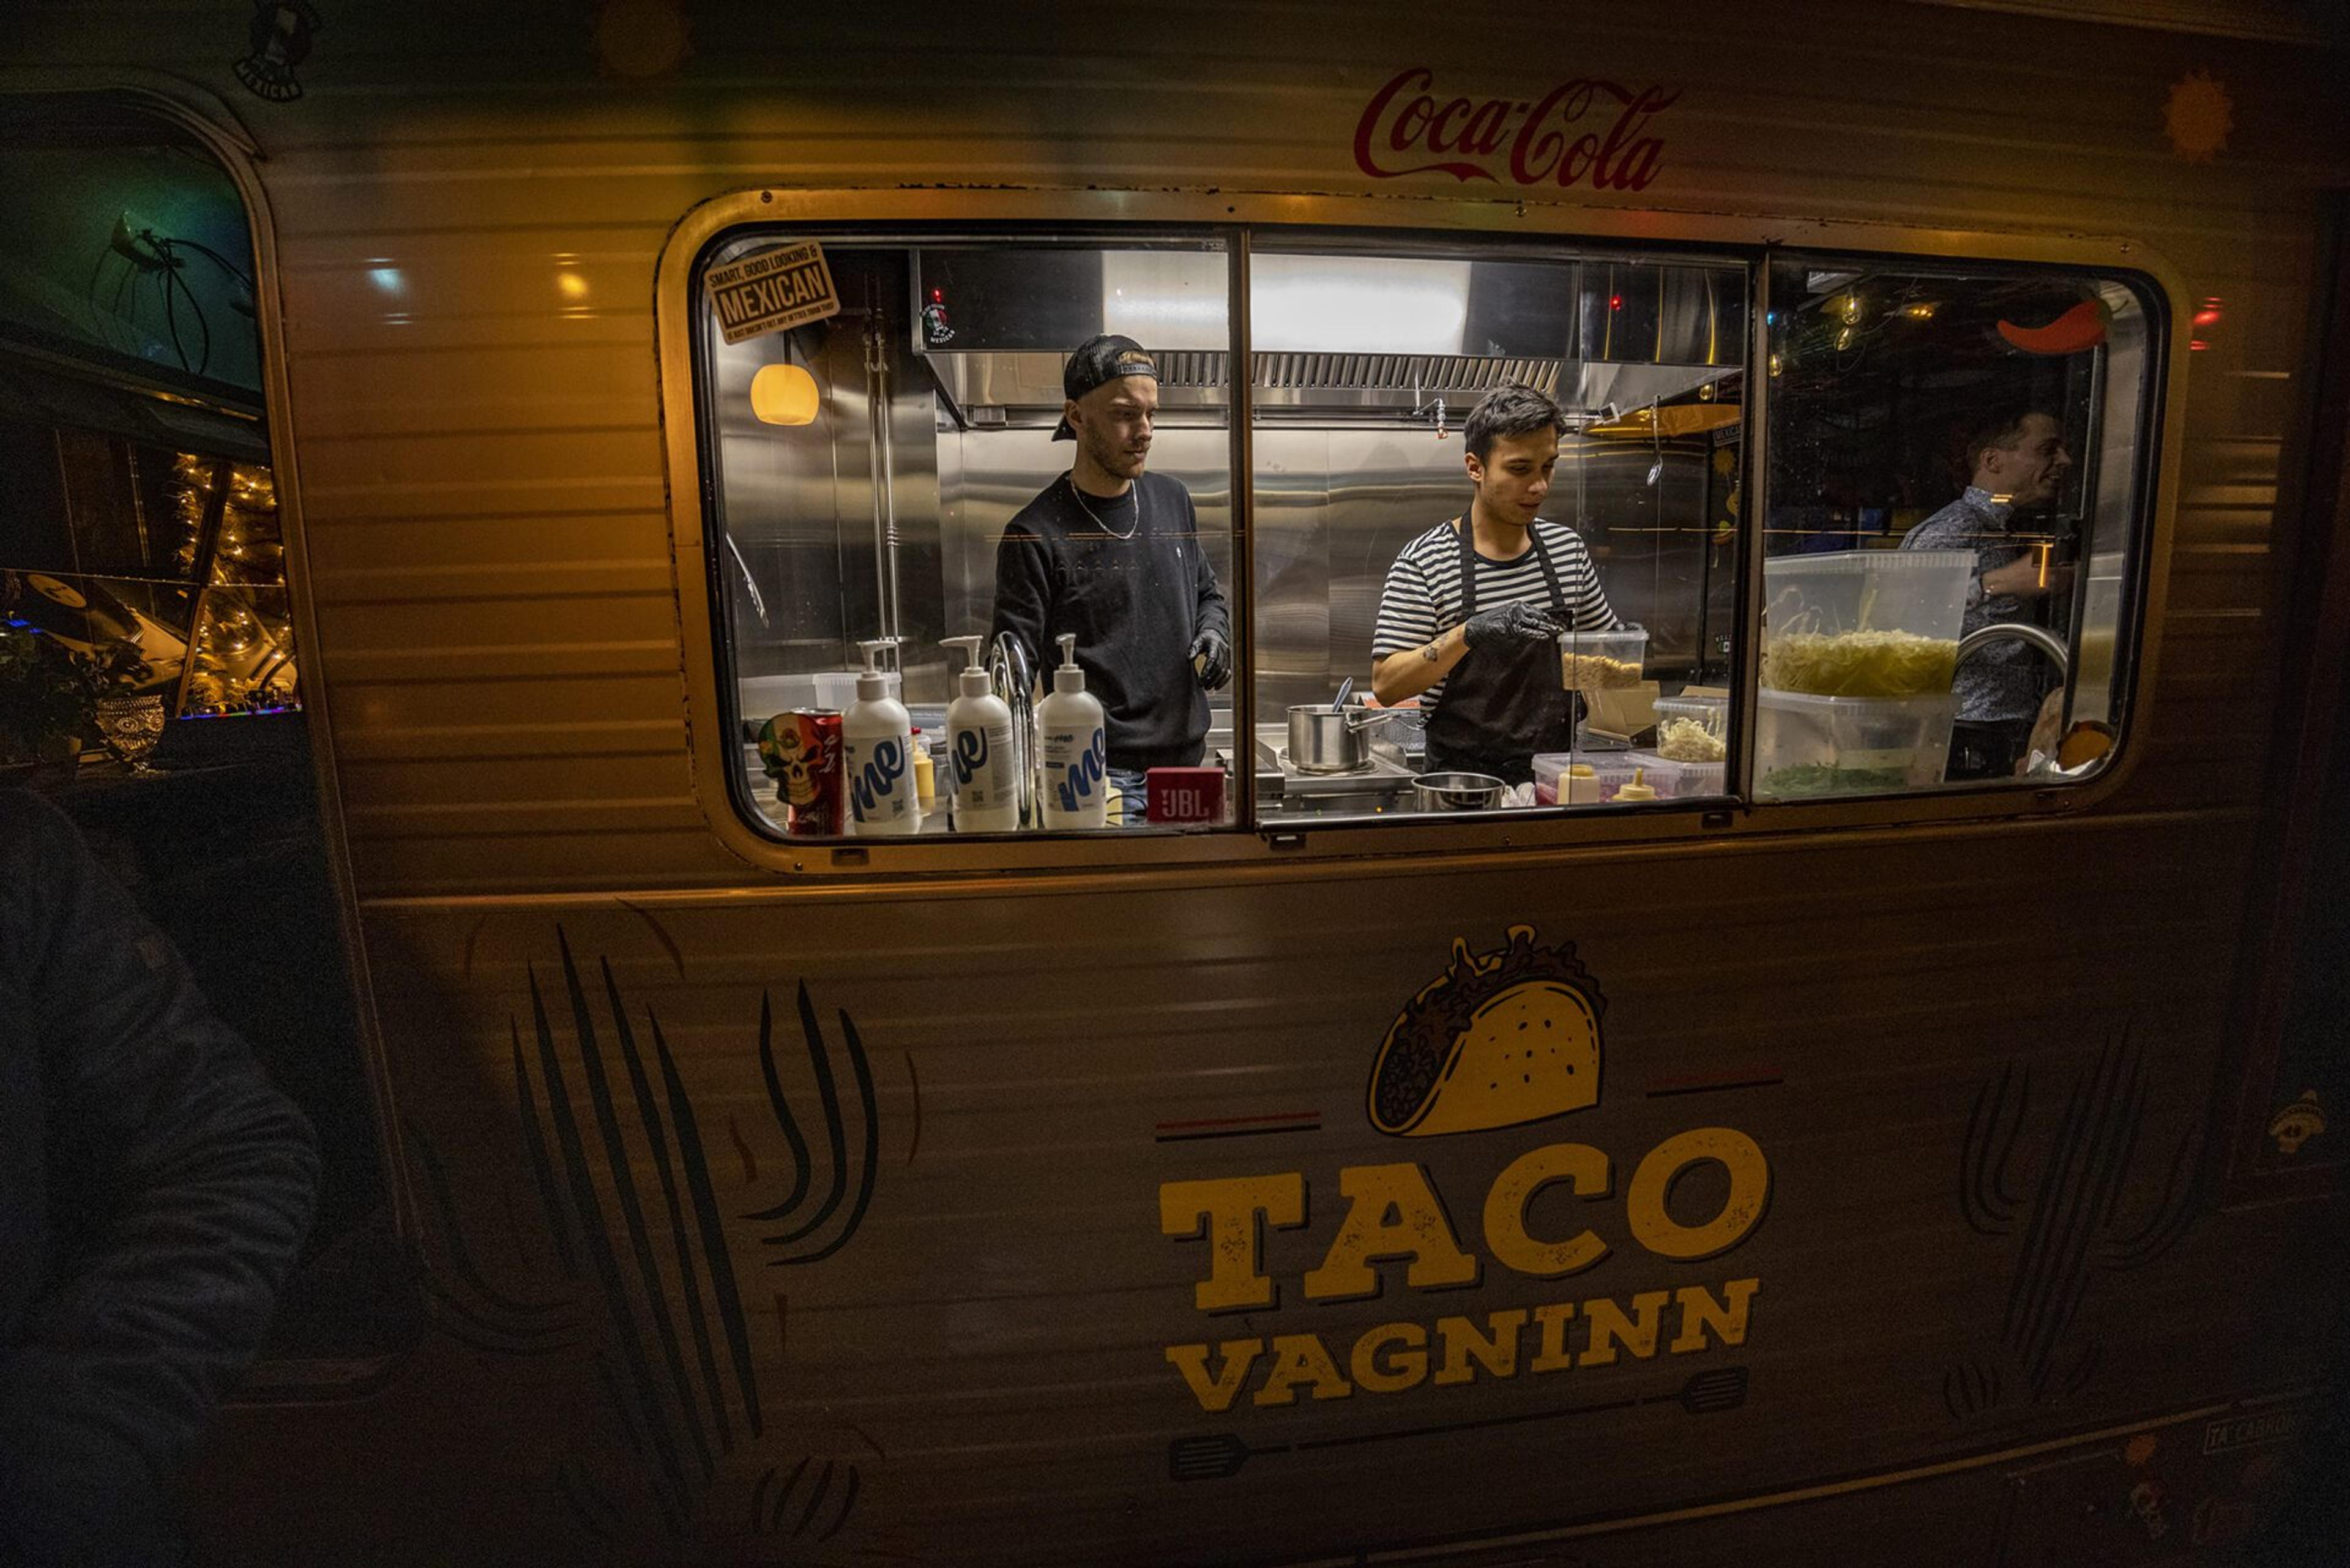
[988,472,1231,771]
[1,791,318,1564]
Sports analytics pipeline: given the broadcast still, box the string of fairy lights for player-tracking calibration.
[166,450,297,715]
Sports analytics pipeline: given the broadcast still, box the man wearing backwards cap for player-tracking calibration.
[990,334,1233,818]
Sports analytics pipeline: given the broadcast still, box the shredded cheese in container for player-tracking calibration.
[1560,654,1645,694]
[1656,716,1727,761]
[1759,629,1959,698]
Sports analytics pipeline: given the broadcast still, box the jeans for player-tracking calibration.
[1947,717,2034,781]
[1106,766,1150,825]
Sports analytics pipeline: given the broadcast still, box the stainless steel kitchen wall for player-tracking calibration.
[723,385,1730,717]
[1246,429,1731,711]
[714,245,1740,715]
[710,253,945,698]
[933,422,1729,715]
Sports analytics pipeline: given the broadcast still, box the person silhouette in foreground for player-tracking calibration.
[1,790,318,1566]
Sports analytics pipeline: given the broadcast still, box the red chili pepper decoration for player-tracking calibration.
[1997,298,2109,355]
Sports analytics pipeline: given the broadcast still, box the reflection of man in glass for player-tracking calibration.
[1900,408,2075,778]
[988,335,1232,820]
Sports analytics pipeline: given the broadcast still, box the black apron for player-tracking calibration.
[1423,518,1576,785]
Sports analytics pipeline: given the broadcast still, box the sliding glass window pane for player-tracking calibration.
[1760,259,2153,798]
[699,234,1234,839]
[1247,247,1744,823]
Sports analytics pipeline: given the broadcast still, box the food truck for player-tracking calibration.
[3,1,2347,1561]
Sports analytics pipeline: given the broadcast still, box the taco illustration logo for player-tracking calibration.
[1368,925,1603,1137]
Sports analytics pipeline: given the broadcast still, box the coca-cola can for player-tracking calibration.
[766,707,843,836]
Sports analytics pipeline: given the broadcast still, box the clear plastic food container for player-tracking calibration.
[1755,688,1957,799]
[1532,749,1725,804]
[1652,693,1726,733]
[1761,550,1972,697]
[1532,752,1640,805]
[1557,627,1649,694]
[812,670,861,711]
[1624,750,1727,799]
[1651,693,1728,761]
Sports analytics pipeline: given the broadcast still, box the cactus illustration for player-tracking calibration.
[1947,1025,2205,1417]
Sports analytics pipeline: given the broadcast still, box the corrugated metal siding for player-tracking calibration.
[324,808,2302,1564]
[10,2,2345,897]
[1903,0,2346,46]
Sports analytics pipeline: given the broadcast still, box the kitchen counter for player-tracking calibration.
[1253,722,1420,817]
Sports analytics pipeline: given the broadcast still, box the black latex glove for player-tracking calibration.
[1463,602,1564,651]
[1189,627,1233,692]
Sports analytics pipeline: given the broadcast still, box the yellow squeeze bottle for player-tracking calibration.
[911,732,936,815]
[1615,766,1657,803]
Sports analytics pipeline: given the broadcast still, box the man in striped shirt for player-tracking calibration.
[1372,384,1624,783]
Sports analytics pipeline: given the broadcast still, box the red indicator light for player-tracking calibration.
[1610,294,1624,310]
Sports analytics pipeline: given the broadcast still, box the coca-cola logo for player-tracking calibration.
[1352,67,1680,192]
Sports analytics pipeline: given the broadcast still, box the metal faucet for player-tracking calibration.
[987,631,1038,826]
[1954,621,2069,679]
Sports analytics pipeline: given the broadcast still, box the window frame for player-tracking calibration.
[657,188,2184,881]
[1749,248,2168,808]
[686,223,1248,846]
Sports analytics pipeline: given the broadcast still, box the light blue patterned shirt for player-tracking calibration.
[1900,487,2043,723]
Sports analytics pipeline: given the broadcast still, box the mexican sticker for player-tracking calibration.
[708,241,839,345]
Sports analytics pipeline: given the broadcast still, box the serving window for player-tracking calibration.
[1759,255,2157,797]
[1244,246,1744,821]
[696,231,1234,838]
[688,220,2159,852]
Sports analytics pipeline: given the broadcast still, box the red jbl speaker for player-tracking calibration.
[1145,766,1225,824]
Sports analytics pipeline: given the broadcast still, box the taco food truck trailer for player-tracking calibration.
[4,1,2348,1561]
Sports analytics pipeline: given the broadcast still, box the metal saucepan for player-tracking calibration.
[1410,771,1507,811]
[1286,703,1399,774]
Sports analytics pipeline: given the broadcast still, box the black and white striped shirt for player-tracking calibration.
[1372,519,1621,703]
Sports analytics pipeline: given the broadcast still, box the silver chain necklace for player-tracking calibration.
[1069,476,1142,540]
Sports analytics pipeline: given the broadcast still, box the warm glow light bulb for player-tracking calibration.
[750,362,820,426]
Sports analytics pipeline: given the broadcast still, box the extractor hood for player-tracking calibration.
[920,348,1734,430]
[913,250,1744,430]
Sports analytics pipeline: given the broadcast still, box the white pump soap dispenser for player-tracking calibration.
[941,635,1020,833]
[841,637,917,835]
[1037,632,1108,829]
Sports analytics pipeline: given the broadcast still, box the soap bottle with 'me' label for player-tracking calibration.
[941,635,1020,833]
[1037,632,1107,829]
[842,637,917,835]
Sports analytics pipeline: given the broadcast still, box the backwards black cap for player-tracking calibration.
[1051,333,1157,441]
